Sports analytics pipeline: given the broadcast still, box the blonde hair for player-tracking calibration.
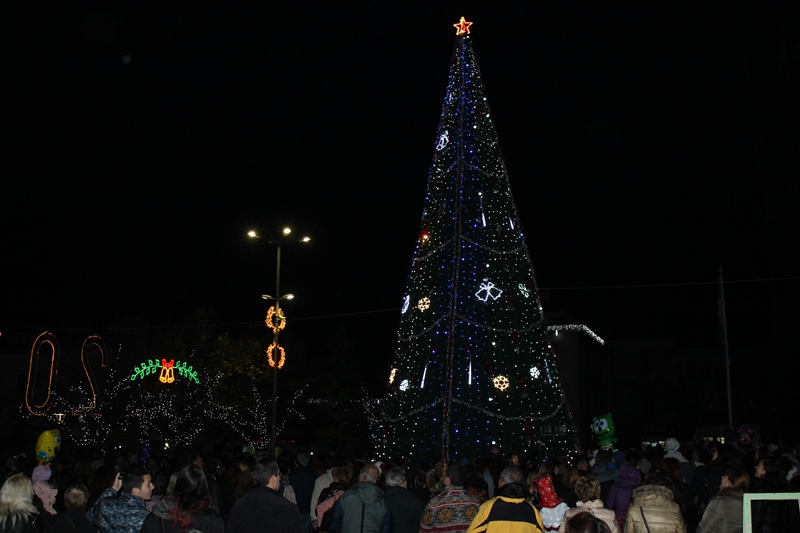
[0,474,39,526]
[574,475,601,503]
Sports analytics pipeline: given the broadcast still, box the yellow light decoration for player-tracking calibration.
[492,375,510,391]
[159,359,176,383]
[417,297,431,311]
[389,368,397,384]
[453,16,473,36]
[267,342,286,369]
[265,306,286,333]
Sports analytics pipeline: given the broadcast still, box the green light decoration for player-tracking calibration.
[130,358,200,384]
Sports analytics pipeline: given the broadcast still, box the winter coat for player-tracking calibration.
[421,486,480,533]
[623,485,686,533]
[605,464,641,524]
[466,482,545,533]
[696,490,743,533]
[328,482,390,533]
[0,513,42,533]
[43,510,97,533]
[139,495,224,533]
[85,488,150,533]
[383,486,424,533]
[560,499,620,533]
[227,486,301,533]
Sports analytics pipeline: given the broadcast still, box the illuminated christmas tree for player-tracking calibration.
[378,18,579,466]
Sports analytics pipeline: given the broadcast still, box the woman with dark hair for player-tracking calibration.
[0,474,42,533]
[695,468,748,533]
[658,458,687,513]
[566,511,611,533]
[750,457,796,533]
[140,465,223,533]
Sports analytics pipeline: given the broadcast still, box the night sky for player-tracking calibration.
[4,2,799,439]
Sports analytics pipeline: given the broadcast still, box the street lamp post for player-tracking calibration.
[248,227,310,456]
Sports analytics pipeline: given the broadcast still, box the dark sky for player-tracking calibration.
[4,2,799,391]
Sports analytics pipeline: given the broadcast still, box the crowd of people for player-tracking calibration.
[1,435,798,533]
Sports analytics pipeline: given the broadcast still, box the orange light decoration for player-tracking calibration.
[159,359,176,383]
[453,16,473,36]
[25,331,60,416]
[266,342,286,369]
[75,335,107,414]
[265,306,286,333]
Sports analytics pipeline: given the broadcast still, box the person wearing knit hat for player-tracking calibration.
[32,464,58,516]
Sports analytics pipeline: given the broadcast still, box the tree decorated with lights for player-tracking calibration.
[378,18,579,467]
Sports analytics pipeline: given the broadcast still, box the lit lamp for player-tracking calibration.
[247,227,310,455]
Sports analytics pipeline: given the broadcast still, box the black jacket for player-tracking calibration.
[384,486,424,533]
[227,486,301,533]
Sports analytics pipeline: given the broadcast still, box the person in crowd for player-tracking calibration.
[140,464,223,533]
[277,457,297,506]
[663,439,695,486]
[203,457,224,513]
[750,456,796,533]
[559,476,619,533]
[44,484,97,533]
[310,458,336,529]
[421,464,480,533]
[623,470,686,533]
[589,451,618,503]
[315,466,352,532]
[605,454,641,528]
[466,466,545,533]
[226,457,300,533]
[328,463,390,533]
[557,466,580,509]
[289,453,315,533]
[383,467,424,533]
[685,443,740,531]
[465,475,490,504]
[695,468,748,533]
[475,459,495,500]
[86,467,115,510]
[0,473,42,533]
[232,454,255,503]
[565,511,612,533]
[85,466,153,533]
[658,458,687,513]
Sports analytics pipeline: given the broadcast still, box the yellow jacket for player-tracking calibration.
[467,487,545,533]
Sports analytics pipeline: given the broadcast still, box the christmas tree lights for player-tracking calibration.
[378,18,579,467]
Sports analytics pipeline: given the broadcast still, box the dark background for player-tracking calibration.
[3,1,799,449]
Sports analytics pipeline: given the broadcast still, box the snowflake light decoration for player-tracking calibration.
[476,280,503,302]
[518,283,530,298]
[417,297,431,311]
[530,366,540,379]
[435,130,449,151]
[399,379,410,392]
[492,375,510,391]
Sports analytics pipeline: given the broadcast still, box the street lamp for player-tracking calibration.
[247,227,310,456]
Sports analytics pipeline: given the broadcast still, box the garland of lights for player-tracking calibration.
[455,311,543,333]
[461,234,529,255]
[412,236,455,262]
[396,314,447,342]
[130,359,200,384]
[266,342,286,369]
[265,306,287,333]
[546,324,605,345]
[382,393,568,424]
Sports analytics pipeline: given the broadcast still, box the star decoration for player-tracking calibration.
[453,16,473,36]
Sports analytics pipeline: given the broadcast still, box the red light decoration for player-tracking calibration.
[159,359,176,383]
[453,16,473,36]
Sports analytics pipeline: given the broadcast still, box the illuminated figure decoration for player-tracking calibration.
[475,280,502,302]
[417,297,431,311]
[265,306,286,333]
[379,18,579,467]
[131,359,200,384]
[435,130,449,151]
[402,295,410,314]
[35,429,61,464]
[266,342,286,369]
[493,375,510,391]
[591,413,617,450]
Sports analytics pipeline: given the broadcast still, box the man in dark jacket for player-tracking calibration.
[329,463,391,533]
[86,466,153,533]
[383,467,424,533]
[227,457,302,533]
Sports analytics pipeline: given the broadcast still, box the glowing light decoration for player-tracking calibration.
[130,359,200,384]
[417,297,431,311]
[453,16,473,35]
[475,280,503,302]
[389,368,397,384]
[75,335,107,414]
[399,379,410,392]
[26,331,59,416]
[530,366,541,379]
[402,295,410,314]
[518,283,530,298]
[266,342,286,369]
[159,359,175,383]
[265,306,286,333]
[493,375,510,391]
[435,130,449,151]
[421,365,428,388]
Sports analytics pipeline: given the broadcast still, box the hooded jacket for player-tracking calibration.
[624,485,686,533]
[328,482,390,533]
[605,463,642,523]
